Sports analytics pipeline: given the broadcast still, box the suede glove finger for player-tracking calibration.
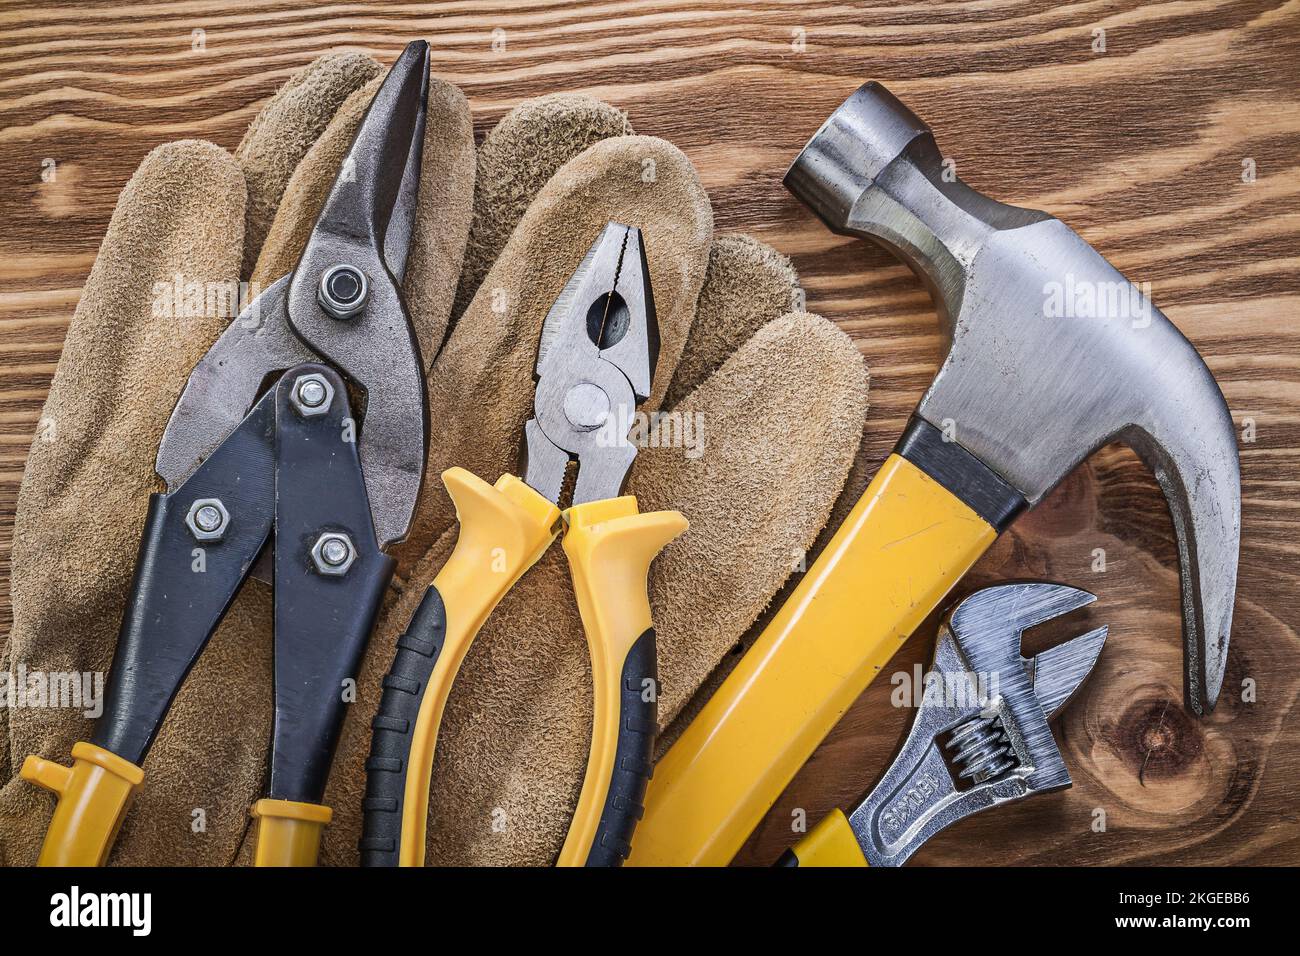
[0,141,248,866]
[452,94,632,321]
[237,52,382,276]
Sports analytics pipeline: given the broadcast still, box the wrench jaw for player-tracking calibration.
[948,582,1096,794]
[846,583,1107,866]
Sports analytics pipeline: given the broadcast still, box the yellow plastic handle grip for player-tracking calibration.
[21,742,144,866]
[627,454,997,866]
[396,468,560,866]
[556,496,687,867]
[783,809,869,867]
[250,799,332,866]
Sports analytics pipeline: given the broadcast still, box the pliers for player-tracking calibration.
[359,222,687,867]
[21,40,433,867]
[776,582,1108,866]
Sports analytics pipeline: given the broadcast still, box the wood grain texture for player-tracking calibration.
[0,1,1296,866]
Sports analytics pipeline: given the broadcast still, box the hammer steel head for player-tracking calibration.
[785,82,1240,714]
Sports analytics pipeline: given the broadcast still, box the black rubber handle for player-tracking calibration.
[358,586,447,867]
[583,627,658,867]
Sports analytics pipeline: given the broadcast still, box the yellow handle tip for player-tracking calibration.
[566,496,687,550]
[790,809,870,867]
[442,467,562,529]
[22,743,144,867]
[250,799,332,867]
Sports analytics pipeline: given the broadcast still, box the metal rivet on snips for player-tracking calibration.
[317,264,370,320]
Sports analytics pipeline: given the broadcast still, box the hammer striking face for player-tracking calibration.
[628,82,1240,868]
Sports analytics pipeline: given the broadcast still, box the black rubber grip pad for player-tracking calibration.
[774,848,800,867]
[583,628,658,867]
[359,586,447,867]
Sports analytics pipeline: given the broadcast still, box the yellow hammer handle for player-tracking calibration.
[776,809,869,867]
[21,742,144,866]
[627,454,997,866]
[360,468,560,867]
[556,497,687,867]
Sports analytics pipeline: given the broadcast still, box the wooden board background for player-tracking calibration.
[0,1,1296,866]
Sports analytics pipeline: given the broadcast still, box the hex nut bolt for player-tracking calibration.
[291,373,334,418]
[317,264,369,320]
[299,379,326,407]
[311,532,356,576]
[186,498,230,543]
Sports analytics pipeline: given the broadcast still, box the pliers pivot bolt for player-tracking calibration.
[291,373,334,417]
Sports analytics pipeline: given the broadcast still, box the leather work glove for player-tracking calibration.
[2,50,870,867]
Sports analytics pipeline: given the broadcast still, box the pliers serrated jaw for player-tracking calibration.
[524,221,658,508]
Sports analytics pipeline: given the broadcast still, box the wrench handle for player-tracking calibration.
[775,809,869,867]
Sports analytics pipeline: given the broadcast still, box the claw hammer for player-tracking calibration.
[628,82,1241,866]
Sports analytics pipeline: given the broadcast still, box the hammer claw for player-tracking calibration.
[1125,407,1239,713]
